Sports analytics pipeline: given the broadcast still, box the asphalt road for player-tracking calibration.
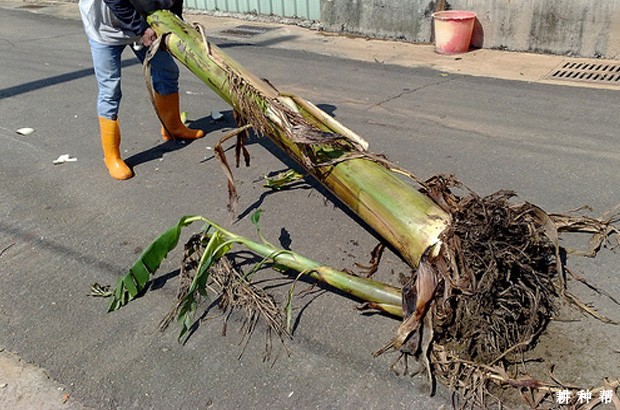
[1,5,619,410]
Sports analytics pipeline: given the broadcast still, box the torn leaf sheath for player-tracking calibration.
[149,11,451,269]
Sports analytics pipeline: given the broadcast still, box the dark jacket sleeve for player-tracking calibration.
[170,0,183,17]
[103,0,149,36]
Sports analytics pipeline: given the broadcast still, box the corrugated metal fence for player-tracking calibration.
[184,0,320,20]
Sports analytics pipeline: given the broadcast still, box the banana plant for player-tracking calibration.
[105,7,619,409]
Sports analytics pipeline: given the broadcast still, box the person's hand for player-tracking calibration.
[141,28,157,47]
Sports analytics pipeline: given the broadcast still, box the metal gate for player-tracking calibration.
[184,0,320,21]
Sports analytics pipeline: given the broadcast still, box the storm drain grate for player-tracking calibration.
[547,60,620,85]
[220,25,278,38]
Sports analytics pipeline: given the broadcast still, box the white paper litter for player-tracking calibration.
[52,154,77,165]
[16,127,35,136]
[211,110,224,121]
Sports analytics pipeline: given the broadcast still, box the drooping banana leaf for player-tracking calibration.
[108,215,200,311]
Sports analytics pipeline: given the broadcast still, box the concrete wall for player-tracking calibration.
[320,0,435,42]
[320,0,620,59]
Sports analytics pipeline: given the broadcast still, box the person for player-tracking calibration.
[79,0,204,180]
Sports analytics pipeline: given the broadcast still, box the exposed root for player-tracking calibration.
[210,257,291,362]
[436,189,559,364]
[354,242,386,278]
[550,204,619,257]
[160,233,290,360]
[390,175,619,409]
[159,232,205,331]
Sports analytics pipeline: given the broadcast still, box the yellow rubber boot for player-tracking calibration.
[154,92,205,141]
[99,117,133,180]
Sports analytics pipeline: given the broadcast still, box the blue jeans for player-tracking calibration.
[88,38,179,120]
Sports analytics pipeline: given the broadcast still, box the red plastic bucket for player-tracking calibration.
[432,10,477,54]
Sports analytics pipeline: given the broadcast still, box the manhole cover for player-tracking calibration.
[546,60,620,85]
[220,25,278,38]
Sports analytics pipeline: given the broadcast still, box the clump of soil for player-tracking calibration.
[396,175,618,409]
[436,188,559,364]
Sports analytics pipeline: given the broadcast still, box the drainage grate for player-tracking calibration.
[220,25,278,38]
[547,60,620,85]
